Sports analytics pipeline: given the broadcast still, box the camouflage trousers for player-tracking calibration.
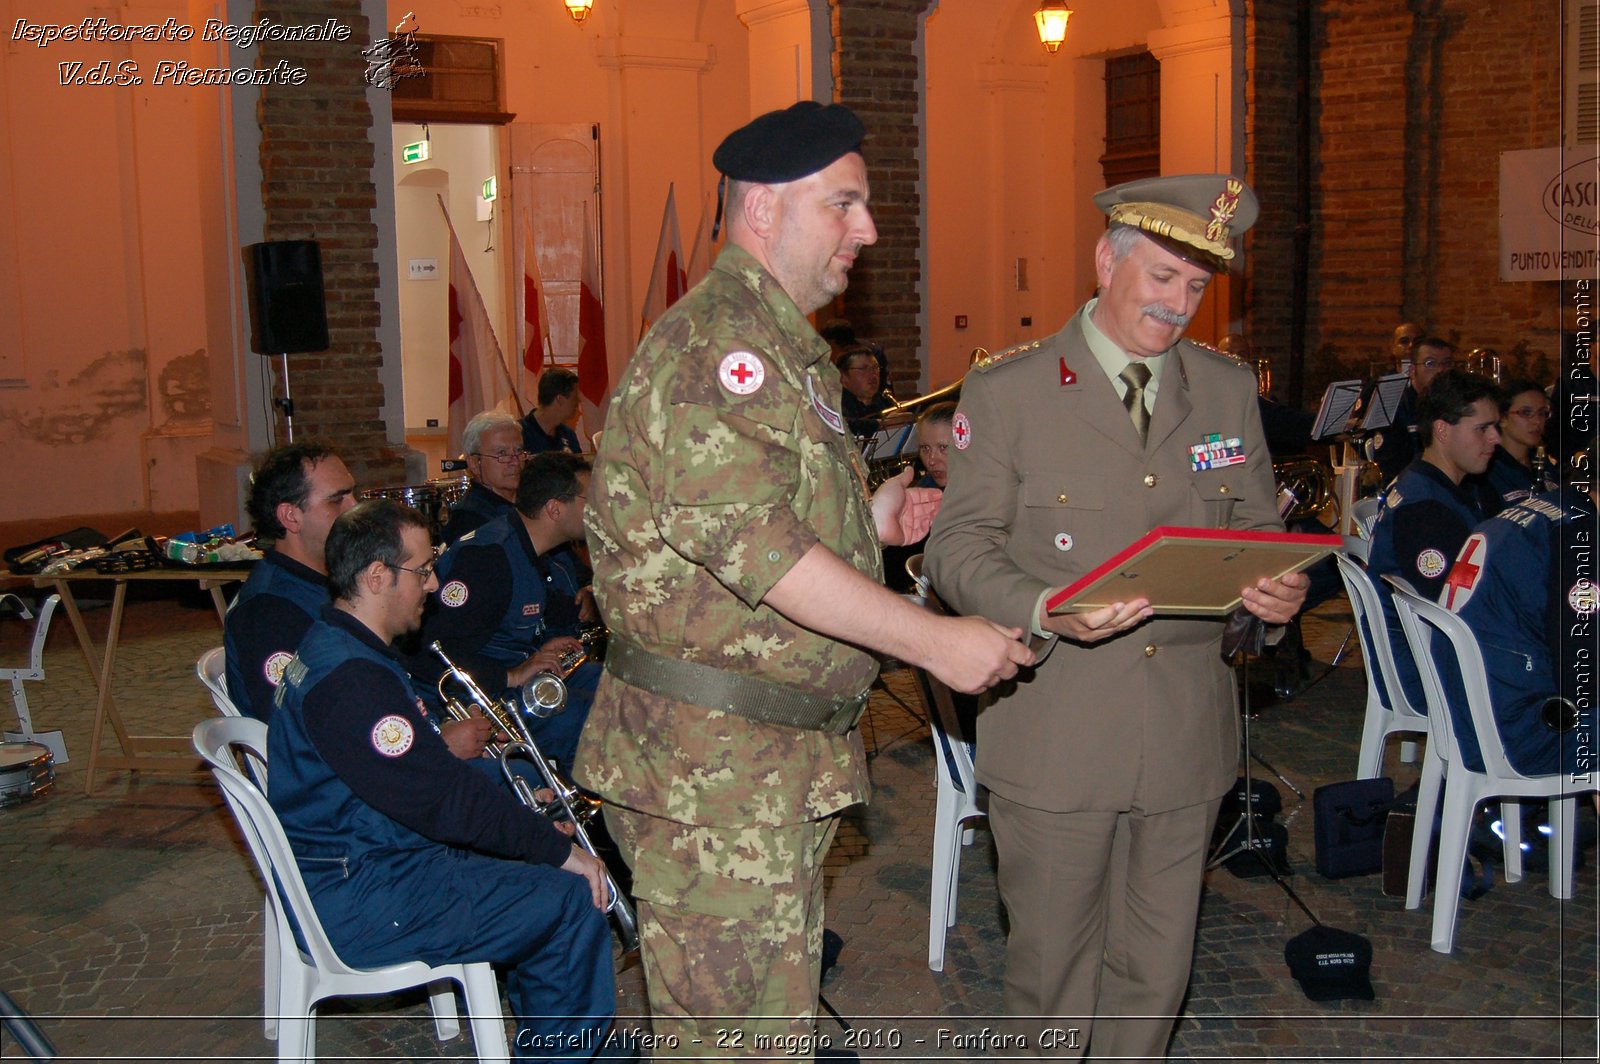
[606,805,839,1058]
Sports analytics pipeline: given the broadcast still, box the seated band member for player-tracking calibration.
[837,342,894,435]
[1368,370,1500,711]
[421,452,599,772]
[522,368,585,456]
[224,441,356,722]
[269,500,621,1062]
[441,411,527,547]
[1374,336,1456,483]
[914,402,955,489]
[1442,485,1598,779]
[1483,377,1558,512]
[225,442,499,762]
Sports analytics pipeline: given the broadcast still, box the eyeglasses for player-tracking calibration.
[1416,357,1454,370]
[388,561,436,581]
[1509,406,1552,420]
[472,449,528,465]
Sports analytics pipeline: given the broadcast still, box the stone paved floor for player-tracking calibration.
[0,582,1595,1061]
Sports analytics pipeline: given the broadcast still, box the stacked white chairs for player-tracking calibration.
[196,647,243,717]
[1386,581,1585,954]
[1332,538,1427,778]
[192,716,510,1062]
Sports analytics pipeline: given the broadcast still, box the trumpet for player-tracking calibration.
[429,640,640,956]
[524,625,607,717]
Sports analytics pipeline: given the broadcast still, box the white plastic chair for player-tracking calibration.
[1386,582,1585,954]
[906,578,987,972]
[193,717,510,1062]
[1332,541,1426,778]
[197,647,243,717]
[1350,496,1381,540]
[1,593,68,765]
[914,663,984,973]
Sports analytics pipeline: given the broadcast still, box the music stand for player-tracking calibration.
[1359,372,1410,434]
[1311,379,1364,442]
[1208,646,1312,905]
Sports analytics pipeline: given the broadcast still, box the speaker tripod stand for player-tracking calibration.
[274,352,297,442]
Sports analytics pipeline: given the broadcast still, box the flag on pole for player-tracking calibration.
[685,190,714,287]
[577,202,609,420]
[520,215,553,386]
[639,184,689,341]
[440,195,505,456]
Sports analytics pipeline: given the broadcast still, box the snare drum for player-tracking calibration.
[360,484,447,540]
[0,741,55,807]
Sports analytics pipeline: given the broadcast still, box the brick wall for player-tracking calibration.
[1244,0,1306,402]
[257,0,405,486]
[830,0,933,395]
[1251,0,1568,403]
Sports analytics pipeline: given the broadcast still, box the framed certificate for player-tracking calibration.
[1045,526,1342,618]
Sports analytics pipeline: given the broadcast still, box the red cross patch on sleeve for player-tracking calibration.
[1442,533,1486,611]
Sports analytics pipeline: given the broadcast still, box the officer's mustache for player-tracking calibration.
[1141,304,1192,327]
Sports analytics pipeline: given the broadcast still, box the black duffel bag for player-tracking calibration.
[1313,776,1395,879]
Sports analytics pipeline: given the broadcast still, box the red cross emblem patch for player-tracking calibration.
[719,351,765,396]
[1442,533,1486,611]
[952,411,972,450]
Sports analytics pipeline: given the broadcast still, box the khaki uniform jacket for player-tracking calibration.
[925,309,1281,814]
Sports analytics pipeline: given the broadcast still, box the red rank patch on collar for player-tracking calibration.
[1060,358,1076,386]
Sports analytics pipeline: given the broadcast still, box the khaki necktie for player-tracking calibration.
[1119,362,1152,444]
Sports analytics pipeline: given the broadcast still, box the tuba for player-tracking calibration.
[1272,456,1336,524]
[430,641,640,956]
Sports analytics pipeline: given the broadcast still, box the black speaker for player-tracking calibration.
[243,240,330,354]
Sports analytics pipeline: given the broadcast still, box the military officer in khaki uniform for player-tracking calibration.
[926,175,1309,1060]
[580,101,1032,1057]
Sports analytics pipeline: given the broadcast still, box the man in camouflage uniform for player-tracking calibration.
[580,101,1032,1056]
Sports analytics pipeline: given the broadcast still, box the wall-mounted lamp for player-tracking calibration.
[565,0,594,23]
[1034,2,1072,54]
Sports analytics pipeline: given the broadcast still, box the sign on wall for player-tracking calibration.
[1499,147,1600,281]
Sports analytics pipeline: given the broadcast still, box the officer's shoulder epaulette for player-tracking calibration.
[970,339,1044,373]
[1183,338,1252,370]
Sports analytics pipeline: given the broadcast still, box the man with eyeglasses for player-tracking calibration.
[441,411,529,547]
[1484,377,1559,511]
[268,500,628,1061]
[1375,335,1456,482]
[419,452,599,773]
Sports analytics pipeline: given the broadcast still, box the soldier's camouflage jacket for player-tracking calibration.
[578,244,878,828]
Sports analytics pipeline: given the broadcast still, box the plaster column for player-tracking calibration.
[595,35,715,378]
[736,0,819,112]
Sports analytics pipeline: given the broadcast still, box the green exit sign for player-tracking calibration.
[482,176,497,202]
[401,140,431,164]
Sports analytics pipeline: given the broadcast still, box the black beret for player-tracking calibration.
[712,101,866,183]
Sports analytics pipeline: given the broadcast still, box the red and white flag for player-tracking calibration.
[577,203,609,426]
[440,196,505,456]
[520,215,553,389]
[639,183,688,342]
[684,190,714,288]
